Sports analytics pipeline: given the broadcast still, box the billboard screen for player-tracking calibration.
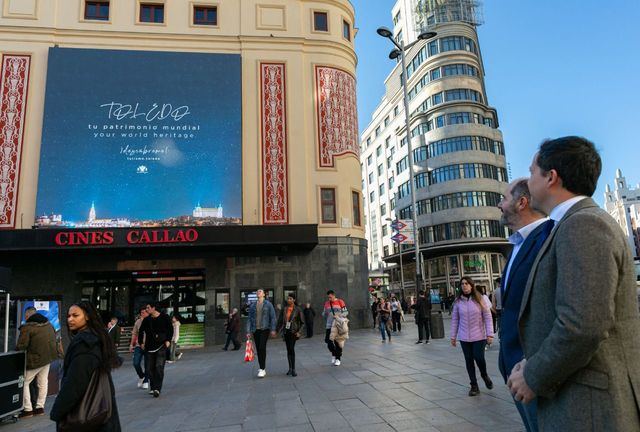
[36,48,242,228]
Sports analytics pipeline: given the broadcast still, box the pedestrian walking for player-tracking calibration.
[390,296,402,332]
[377,297,392,342]
[276,293,304,377]
[322,290,348,366]
[508,137,640,431]
[491,278,503,335]
[167,314,182,362]
[370,297,379,329]
[129,307,149,390]
[497,178,548,431]
[139,302,173,397]
[246,289,277,378]
[223,308,241,350]
[302,303,315,338]
[400,297,409,314]
[106,316,121,349]
[16,306,58,418]
[450,277,494,396]
[413,290,432,344]
[50,302,121,431]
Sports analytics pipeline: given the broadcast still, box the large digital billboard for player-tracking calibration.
[36,48,242,228]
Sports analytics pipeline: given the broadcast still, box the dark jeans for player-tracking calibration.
[146,348,167,392]
[253,329,270,370]
[515,397,539,432]
[391,311,402,331]
[379,317,391,340]
[325,329,342,360]
[133,346,148,382]
[417,317,431,342]
[460,340,488,386]
[224,331,240,350]
[284,330,297,369]
[371,311,378,328]
[305,323,314,338]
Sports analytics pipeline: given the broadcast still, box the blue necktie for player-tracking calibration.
[541,219,556,242]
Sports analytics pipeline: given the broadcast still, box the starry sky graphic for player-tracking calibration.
[36,48,242,223]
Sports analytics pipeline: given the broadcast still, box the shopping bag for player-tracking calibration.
[244,338,255,362]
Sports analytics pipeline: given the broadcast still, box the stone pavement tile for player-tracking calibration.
[388,375,417,383]
[386,417,437,431]
[374,403,408,414]
[242,414,276,431]
[412,407,467,426]
[302,401,335,415]
[275,423,314,432]
[308,412,353,430]
[378,387,418,400]
[435,422,484,432]
[275,408,310,427]
[351,423,395,432]
[206,426,242,432]
[357,392,394,409]
[339,408,385,426]
[334,398,368,411]
[395,396,437,410]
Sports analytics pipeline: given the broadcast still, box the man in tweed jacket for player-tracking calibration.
[508,136,640,431]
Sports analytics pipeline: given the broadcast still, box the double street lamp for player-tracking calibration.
[377,26,437,297]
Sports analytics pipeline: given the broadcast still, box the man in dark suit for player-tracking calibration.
[497,178,548,431]
[508,137,640,431]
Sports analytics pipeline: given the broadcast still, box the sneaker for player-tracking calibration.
[137,378,144,388]
[482,375,494,390]
[166,360,174,364]
[257,369,266,378]
[19,410,33,418]
[425,340,430,344]
[334,359,341,366]
[331,357,336,365]
[153,390,160,398]
[468,385,480,397]
[381,339,386,343]
[415,340,423,344]
[142,381,149,390]
[34,408,45,416]
[177,353,183,360]
[149,390,155,395]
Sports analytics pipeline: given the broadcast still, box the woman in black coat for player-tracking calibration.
[50,302,121,432]
[276,293,305,377]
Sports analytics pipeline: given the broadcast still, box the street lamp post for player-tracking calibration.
[377,26,437,297]
[386,217,405,300]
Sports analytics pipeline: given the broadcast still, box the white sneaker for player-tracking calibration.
[331,357,336,365]
[257,369,266,378]
[137,378,144,388]
[142,382,149,390]
[334,359,341,366]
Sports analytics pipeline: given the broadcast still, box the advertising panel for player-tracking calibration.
[36,48,242,228]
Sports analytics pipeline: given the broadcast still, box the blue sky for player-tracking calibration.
[353,0,640,205]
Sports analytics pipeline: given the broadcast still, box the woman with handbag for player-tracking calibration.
[377,297,392,342]
[276,293,304,377]
[50,302,121,431]
[450,277,494,397]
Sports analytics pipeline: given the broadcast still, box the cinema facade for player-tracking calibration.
[0,0,366,345]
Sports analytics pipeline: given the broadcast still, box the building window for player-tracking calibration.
[314,11,328,31]
[215,289,230,318]
[377,164,383,176]
[370,191,376,202]
[343,20,351,41]
[380,203,387,216]
[85,1,109,21]
[368,172,374,184]
[367,154,373,166]
[375,126,381,137]
[382,225,388,236]
[376,146,382,157]
[194,6,218,26]
[140,3,164,23]
[394,106,399,117]
[384,117,390,128]
[383,245,389,256]
[352,191,361,226]
[379,184,385,196]
[428,40,439,56]
[320,188,336,223]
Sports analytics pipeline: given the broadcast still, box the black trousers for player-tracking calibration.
[391,311,402,331]
[224,331,240,350]
[417,317,431,341]
[371,311,378,328]
[325,329,342,360]
[460,340,488,386]
[305,322,314,338]
[146,347,167,392]
[253,329,270,370]
[284,331,297,369]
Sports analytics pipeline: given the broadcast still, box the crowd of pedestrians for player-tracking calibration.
[12,136,640,432]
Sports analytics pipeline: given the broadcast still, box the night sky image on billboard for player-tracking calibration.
[36,48,242,228]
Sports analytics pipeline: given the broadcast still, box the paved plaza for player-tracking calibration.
[3,317,525,432]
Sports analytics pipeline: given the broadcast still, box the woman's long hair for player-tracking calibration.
[455,277,487,309]
[68,301,121,371]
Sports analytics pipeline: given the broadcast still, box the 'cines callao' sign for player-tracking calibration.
[54,228,199,247]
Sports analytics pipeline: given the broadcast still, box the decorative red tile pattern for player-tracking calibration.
[260,63,289,224]
[0,55,30,229]
[315,66,359,168]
